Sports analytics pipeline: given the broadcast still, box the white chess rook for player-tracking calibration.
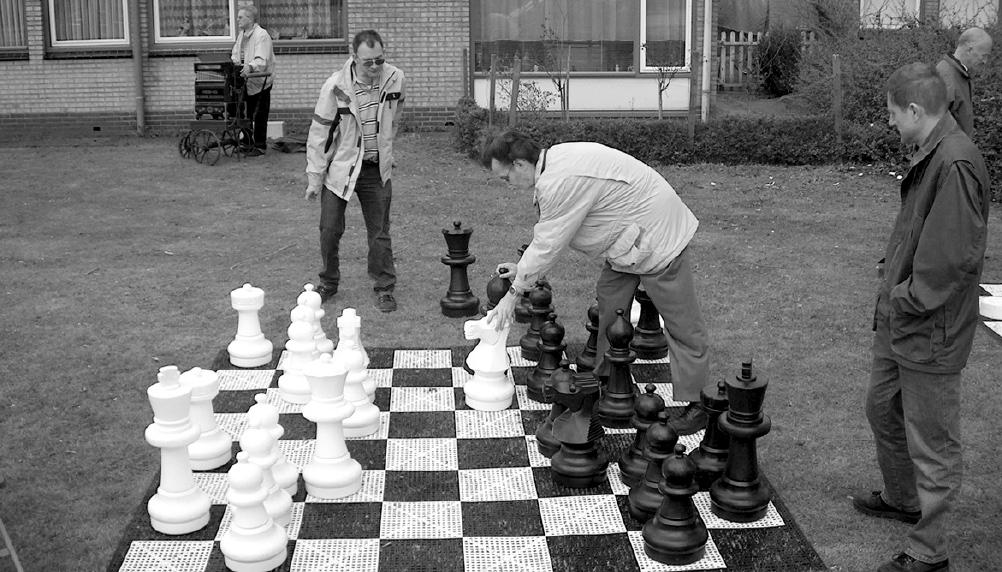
[240,424,293,526]
[336,308,374,400]
[179,367,232,470]
[227,284,274,367]
[278,309,315,404]
[463,316,515,411]
[145,366,212,535]
[219,452,289,572]
[246,393,299,496]
[302,354,363,498]
[340,339,380,437]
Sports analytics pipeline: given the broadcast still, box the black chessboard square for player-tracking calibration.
[546,533,638,572]
[531,466,614,498]
[510,367,532,387]
[382,470,460,501]
[390,368,453,387]
[366,347,395,368]
[615,494,647,531]
[462,500,545,536]
[214,389,260,413]
[346,439,387,470]
[457,437,530,469]
[387,411,456,439]
[451,345,474,367]
[631,363,671,386]
[373,387,391,411]
[277,412,317,441]
[376,537,464,572]
[519,410,550,434]
[297,502,382,539]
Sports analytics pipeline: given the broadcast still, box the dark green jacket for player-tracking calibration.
[874,113,990,373]
[935,54,974,136]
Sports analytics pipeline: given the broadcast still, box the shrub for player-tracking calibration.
[757,28,803,97]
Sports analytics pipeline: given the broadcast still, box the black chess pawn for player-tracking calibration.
[575,301,599,373]
[628,411,678,522]
[596,309,638,428]
[519,282,553,361]
[465,273,512,375]
[689,380,730,490]
[527,313,565,403]
[514,244,533,324]
[710,360,772,522]
[642,443,708,565]
[618,384,666,488]
[550,370,607,488]
[630,287,669,360]
[440,221,480,318]
[535,360,573,458]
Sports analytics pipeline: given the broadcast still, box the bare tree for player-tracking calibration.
[645,41,684,119]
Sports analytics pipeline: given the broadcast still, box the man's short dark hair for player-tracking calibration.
[353,30,384,53]
[886,62,946,115]
[480,130,541,169]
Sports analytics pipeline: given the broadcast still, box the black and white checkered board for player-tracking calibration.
[108,346,826,572]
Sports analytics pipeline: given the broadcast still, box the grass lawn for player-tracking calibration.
[1,131,1000,572]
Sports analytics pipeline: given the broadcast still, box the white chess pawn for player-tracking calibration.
[145,366,212,534]
[239,424,292,527]
[462,316,515,411]
[278,314,314,404]
[219,452,288,572]
[339,340,380,438]
[246,393,298,496]
[298,284,334,355]
[227,283,273,368]
[178,367,232,470]
[335,308,373,400]
[302,354,363,498]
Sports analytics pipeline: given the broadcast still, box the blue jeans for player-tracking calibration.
[865,319,962,564]
[318,163,396,292]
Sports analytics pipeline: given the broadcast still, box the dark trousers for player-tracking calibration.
[244,85,271,150]
[319,163,396,292]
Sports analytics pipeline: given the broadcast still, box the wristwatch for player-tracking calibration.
[508,286,522,296]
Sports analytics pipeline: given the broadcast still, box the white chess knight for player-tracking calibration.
[246,393,298,496]
[178,367,232,470]
[335,308,373,400]
[278,308,315,404]
[302,353,363,498]
[145,366,212,535]
[219,452,288,572]
[227,283,273,368]
[298,284,334,355]
[463,316,514,411]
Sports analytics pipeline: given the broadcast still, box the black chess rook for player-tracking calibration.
[710,359,772,522]
[689,380,730,491]
[527,313,565,403]
[596,309,638,428]
[618,384,666,488]
[440,221,480,318]
[642,443,709,565]
[630,287,669,360]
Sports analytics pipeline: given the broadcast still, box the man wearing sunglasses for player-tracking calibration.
[305,30,406,313]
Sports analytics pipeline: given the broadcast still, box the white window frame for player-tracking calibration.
[152,0,236,45]
[859,0,921,29]
[639,0,693,73]
[48,0,130,47]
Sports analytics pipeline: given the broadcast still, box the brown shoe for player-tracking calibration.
[851,490,921,524]
[668,403,707,435]
[877,552,948,572]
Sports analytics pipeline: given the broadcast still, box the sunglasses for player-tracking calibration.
[359,56,385,68]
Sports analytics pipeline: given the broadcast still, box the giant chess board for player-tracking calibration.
[108,346,827,572]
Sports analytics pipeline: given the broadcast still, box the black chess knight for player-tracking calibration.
[550,369,607,488]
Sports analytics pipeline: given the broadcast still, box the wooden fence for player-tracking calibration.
[717,29,818,90]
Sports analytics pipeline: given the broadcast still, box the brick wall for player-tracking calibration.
[0,0,469,136]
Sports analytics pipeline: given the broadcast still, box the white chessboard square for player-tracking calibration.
[538,495,627,536]
[458,467,538,501]
[678,432,705,454]
[345,411,391,441]
[626,530,726,571]
[289,538,381,572]
[192,472,230,504]
[215,501,301,541]
[214,412,248,441]
[119,540,214,572]
[452,366,472,387]
[380,501,463,539]
[216,369,275,391]
[463,536,553,572]
[984,321,1002,337]
[695,492,785,529]
[981,283,1002,296]
[514,386,552,410]
[264,386,305,414]
[389,386,455,412]
[277,439,315,470]
[385,438,458,471]
[649,382,688,407]
[393,349,452,369]
[306,470,385,503]
[276,350,289,371]
[506,346,539,367]
[606,463,632,496]
[634,354,671,365]
[368,368,393,388]
[524,436,551,468]
[455,409,525,439]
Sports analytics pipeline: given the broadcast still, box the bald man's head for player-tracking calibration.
[954,27,993,71]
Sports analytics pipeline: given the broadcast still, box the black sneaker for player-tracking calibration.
[316,284,337,303]
[245,147,265,157]
[375,291,397,313]
[877,552,948,572]
[668,402,708,435]
[851,490,921,524]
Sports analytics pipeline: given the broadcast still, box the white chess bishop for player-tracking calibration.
[301,353,363,498]
[227,283,273,368]
[178,367,232,470]
[145,366,212,534]
[219,452,289,572]
[463,316,514,411]
[246,393,298,496]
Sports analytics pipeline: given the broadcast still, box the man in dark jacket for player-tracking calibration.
[851,63,990,572]
[934,27,992,136]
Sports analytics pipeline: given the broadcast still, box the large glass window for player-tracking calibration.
[641,0,690,71]
[49,0,129,47]
[154,0,344,44]
[1,0,26,48]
